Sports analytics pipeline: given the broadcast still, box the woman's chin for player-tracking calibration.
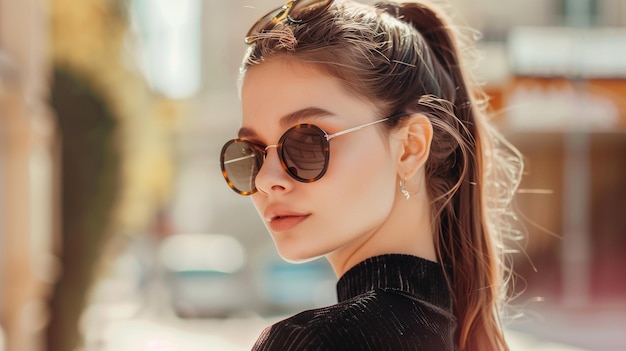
[275,246,325,264]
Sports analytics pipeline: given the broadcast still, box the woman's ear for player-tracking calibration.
[395,114,433,178]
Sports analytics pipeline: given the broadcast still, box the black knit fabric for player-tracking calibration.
[251,254,458,351]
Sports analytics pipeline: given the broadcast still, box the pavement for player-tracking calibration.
[504,302,626,351]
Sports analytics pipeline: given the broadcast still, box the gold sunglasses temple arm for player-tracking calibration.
[325,117,390,141]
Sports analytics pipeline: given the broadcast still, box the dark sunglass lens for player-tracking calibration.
[281,126,328,181]
[289,0,332,22]
[221,140,262,194]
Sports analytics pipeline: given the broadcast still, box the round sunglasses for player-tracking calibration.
[220,112,408,195]
[245,0,333,44]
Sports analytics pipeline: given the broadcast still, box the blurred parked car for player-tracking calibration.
[159,233,254,318]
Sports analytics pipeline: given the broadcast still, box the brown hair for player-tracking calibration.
[241,1,523,350]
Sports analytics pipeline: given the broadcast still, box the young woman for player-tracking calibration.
[219,0,522,349]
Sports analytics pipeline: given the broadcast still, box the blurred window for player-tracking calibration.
[130,0,202,99]
[559,0,599,26]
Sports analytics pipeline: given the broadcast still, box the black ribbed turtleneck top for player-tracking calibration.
[251,254,458,351]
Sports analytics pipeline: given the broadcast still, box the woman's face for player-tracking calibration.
[240,58,400,264]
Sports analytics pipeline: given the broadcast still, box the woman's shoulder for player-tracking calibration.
[251,297,365,351]
[251,288,457,351]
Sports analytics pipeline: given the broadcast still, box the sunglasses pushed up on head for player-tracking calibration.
[244,0,333,44]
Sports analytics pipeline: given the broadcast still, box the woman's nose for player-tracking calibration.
[254,146,294,195]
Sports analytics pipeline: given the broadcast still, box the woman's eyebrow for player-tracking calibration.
[237,107,335,138]
[279,107,334,129]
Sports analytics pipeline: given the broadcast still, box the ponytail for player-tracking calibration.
[378,2,520,350]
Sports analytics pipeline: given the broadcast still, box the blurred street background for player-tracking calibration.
[1,0,625,350]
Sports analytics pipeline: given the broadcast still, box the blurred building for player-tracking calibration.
[502,25,626,303]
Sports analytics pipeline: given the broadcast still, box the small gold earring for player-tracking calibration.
[399,177,410,200]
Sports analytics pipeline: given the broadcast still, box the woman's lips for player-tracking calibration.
[267,214,310,232]
[264,206,311,232]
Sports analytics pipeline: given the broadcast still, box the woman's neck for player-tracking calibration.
[326,181,435,277]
